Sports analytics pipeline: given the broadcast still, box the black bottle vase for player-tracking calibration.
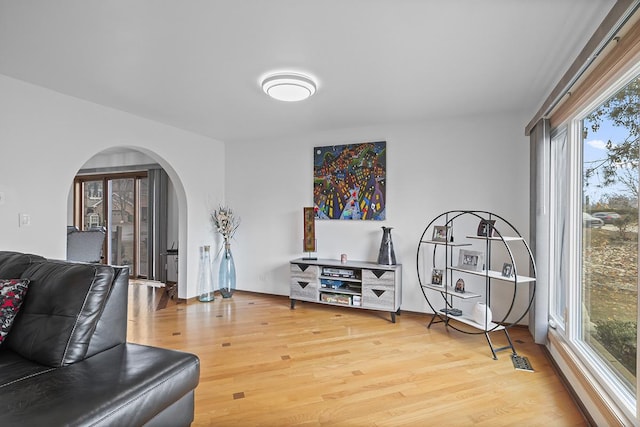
[377,226,397,265]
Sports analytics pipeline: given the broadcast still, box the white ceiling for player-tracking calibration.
[0,1,616,143]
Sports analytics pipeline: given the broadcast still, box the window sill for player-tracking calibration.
[547,329,634,426]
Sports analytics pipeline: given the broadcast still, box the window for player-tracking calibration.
[580,73,639,393]
[550,70,640,418]
[549,127,568,329]
[534,6,640,422]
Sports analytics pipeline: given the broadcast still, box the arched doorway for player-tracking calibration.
[68,147,185,293]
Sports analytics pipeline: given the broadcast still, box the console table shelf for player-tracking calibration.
[290,258,402,323]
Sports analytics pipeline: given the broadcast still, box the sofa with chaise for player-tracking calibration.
[0,251,200,426]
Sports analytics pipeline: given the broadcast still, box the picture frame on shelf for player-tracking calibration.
[454,278,465,293]
[431,268,443,286]
[477,219,497,237]
[458,249,484,272]
[432,225,450,242]
[502,263,513,277]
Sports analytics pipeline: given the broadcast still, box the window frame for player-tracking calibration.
[74,171,148,278]
[549,63,640,421]
[549,125,568,332]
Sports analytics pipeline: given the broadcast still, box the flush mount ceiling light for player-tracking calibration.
[261,72,317,102]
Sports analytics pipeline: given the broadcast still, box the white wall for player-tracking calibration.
[0,72,532,312]
[226,114,532,316]
[80,149,157,169]
[0,74,225,299]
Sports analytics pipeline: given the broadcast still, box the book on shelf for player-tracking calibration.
[320,293,352,305]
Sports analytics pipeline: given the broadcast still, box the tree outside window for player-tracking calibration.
[581,74,639,391]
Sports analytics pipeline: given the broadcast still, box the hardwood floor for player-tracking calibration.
[127,285,588,426]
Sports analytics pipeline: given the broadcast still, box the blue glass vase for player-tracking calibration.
[218,242,236,298]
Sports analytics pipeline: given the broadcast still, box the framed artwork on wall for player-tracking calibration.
[313,141,386,220]
[302,207,316,254]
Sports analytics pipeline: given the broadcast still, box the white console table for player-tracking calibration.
[289,258,402,323]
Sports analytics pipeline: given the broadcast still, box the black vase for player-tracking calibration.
[377,226,397,265]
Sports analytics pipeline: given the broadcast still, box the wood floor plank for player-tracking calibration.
[127,288,587,426]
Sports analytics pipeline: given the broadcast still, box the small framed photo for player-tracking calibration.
[458,249,484,272]
[454,278,465,293]
[477,219,497,237]
[431,268,443,286]
[501,263,513,277]
[432,225,450,242]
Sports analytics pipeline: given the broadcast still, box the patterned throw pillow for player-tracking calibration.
[0,279,29,345]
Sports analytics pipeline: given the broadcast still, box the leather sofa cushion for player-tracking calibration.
[0,349,54,388]
[0,252,44,279]
[0,343,200,426]
[6,260,117,367]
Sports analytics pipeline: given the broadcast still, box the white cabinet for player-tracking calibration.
[289,258,402,323]
[417,211,536,359]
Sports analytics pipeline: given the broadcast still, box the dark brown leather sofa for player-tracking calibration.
[0,251,200,426]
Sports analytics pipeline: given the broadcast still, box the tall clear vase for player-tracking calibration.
[218,242,236,298]
[197,245,215,302]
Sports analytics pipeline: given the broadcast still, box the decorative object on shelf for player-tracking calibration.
[197,245,215,302]
[457,249,484,272]
[472,302,493,326]
[313,141,386,221]
[218,243,236,298]
[441,307,462,316]
[377,226,397,265]
[211,205,240,298]
[501,263,513,277]
[340,253,347,264]
[432,225,450,242]
[302,207,317,260]
[431,268,443,286]
[477,219,497,237]
[454,278,465,293]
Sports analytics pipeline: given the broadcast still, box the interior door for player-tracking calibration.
[75,172,148,278]
[108,177,135,273]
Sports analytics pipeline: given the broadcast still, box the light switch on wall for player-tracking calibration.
[19,213,31,227]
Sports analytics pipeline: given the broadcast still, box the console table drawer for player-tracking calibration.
[362,269,395,286]
[290,263,319,280]
[290,278,318,301]
[362,283,395,310]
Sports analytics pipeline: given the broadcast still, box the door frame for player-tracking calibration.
[73,171,148,277]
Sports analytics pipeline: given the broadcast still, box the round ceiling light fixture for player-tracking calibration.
[261,72,317,102]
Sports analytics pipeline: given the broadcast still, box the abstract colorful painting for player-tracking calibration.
[313,141,386,220]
